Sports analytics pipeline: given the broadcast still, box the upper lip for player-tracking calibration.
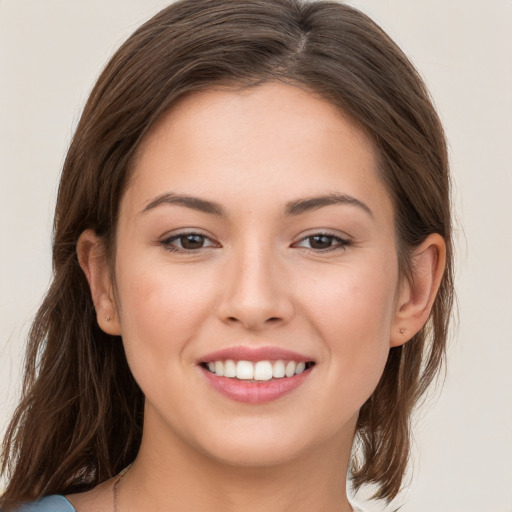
[198,346,315,364]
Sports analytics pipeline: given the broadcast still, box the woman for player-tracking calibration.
[0,0,453,511]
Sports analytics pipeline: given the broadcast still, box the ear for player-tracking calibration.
[77,229,122,336]
[390,233,446,347]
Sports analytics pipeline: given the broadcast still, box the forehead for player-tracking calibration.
[125,82,393,224]
[140,82,373,162]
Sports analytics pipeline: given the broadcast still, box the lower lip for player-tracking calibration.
[201,367,312,404]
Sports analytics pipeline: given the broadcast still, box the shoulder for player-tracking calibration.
[9,495,76,512]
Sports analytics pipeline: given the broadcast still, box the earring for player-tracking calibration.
[106,315,111,322]
[398,327,406,335]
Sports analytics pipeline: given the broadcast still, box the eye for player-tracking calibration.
[160,232,218,252]
[294,233,350,252]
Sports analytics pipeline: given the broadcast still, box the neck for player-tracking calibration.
[118,416,357,512]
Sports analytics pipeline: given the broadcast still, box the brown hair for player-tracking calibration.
[1,0,453,508]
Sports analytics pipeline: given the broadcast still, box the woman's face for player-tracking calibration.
[113,82,402,467]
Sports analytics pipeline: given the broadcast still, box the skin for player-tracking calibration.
[74,82,445,512]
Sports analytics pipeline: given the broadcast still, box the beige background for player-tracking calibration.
[1,1,511,510]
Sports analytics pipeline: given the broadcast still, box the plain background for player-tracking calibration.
[0,1,511,511]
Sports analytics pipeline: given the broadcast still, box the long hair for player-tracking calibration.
[1,0,453,508]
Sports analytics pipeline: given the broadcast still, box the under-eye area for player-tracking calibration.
[200,360,316,381]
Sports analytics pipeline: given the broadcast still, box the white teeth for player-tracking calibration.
[206,359,312,380]
[295,361,306,375]
[272,360,285,378]
[236,360,254,380]
[215,361,224,377]
[285,361,297,378]
[224,359,236,378]
[254,361,273,381]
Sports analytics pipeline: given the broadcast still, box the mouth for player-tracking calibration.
[200,359,316,382]
[198,347,316,403]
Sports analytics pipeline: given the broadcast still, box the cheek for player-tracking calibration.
[299,258,398,396]
[113,256,217,371]
[303,260,397,335]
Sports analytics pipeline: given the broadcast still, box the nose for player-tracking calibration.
[217,244,294,331]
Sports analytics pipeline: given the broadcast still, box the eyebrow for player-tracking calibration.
[140,191,373,218]
[285,193,374,218]
[141,193,225,216]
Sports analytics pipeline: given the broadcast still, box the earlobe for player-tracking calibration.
[390,233,446,347]
[77,230,121,336]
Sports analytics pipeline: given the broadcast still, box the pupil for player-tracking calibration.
[310,235,332,249]
[182,235,204,249]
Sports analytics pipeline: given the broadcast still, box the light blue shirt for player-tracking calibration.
[15,495,76,512]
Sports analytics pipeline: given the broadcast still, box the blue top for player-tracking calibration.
[14,495,76,512]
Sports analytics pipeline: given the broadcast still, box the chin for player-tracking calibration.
[199,434,312,469]
[186,413,351,470]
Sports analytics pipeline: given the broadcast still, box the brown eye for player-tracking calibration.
[161,232,218,252]
[308,235,335,250]
[180,234,206,249]
[294,233,350,252]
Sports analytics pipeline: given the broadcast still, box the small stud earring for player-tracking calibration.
[106,315,111,322]
[398,327,406,335]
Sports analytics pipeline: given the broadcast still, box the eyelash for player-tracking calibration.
[293,233,351,252]
[160,231,351,254]
[160,232,219,253]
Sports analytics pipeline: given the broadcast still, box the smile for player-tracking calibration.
[198,347,316,404]
[201,359,314,381]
